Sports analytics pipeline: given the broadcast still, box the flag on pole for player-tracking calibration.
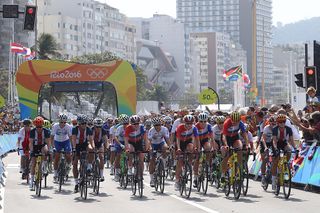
[223,65,243,81]
[10,42,25,54]
[24,51,36,60]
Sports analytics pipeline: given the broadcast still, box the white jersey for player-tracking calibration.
[148,126,169,145]
[171,118,182,134]
[51,123,72,142]
[263,125,273,144]
[212,124,222,142]
[115,125,126,142]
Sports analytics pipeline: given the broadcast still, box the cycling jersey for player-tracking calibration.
[148,126,169,145]
[51,123,72,142]
[72,126,93,144]
[272,126,292,142]
[115,124,126,143]
[176,124,198,143]
[30,128,50,145]
[222,118,246,137]
[262,125,273,144]
[212,124,222,142]
[195,122,213,143]
[125,124,145,143]
[92,127,107,144]
[171,118,182,134]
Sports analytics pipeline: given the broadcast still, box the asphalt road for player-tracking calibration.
[2,153,319,213]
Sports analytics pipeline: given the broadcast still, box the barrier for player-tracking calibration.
[248,145,320,187]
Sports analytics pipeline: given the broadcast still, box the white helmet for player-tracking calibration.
[59,113,68,122]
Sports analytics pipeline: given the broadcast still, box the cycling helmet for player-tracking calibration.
[130,115,140,124]
[144,119,152,126]
[276,114,287,123]
[198,113,208,122]
[183,115,194,123]
[152,117,162,126]
[163,116,172,124]
[215,116,226,124]
[22,119,32,126]
[33,116,44,127]
[77,114,87,124]
[93,117,103,127]
[268,116,276,123]
[119,114,129,124]
[58,113,68,122]
[230,111,241,122]
[114,118,119,124]
[43,120,51,129]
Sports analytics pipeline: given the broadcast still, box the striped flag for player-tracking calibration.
[10,42,25,54]
[223,65,243,81]
[24,51,36,60]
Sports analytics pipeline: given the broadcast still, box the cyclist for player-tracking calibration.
[163,116,173,133]
[17,119,32,179]
[175,115,199,190]
[87,117,94,129]
[221,111,249,183]
[212,116,225,149]
[51,113,72,182]
[193,113,216,188]
[260,116,276,186]
[114,114,129,181]
[148,117,170,187]
[71,114,94,193]
[28,116,51,190]
[125,115,149,178]
[108,117,119,174]
[92,117,107,181]
[271,114,297,191]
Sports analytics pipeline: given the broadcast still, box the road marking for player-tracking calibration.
[6,164,19,169]
[0,172,7,213]
[143,180,219,213]
[170,194,220,213]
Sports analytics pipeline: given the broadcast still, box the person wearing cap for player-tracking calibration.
[307,87,319,104]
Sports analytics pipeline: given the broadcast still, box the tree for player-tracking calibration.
[146,84,168,103]
[36,33,61,60]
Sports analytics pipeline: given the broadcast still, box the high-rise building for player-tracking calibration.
[37,0,136,61]
[177,0,273,104]
[130,15,185,93]
[0,0,35,69]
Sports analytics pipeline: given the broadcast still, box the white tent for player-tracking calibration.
[196,104,233,112]
[137,108,151,116]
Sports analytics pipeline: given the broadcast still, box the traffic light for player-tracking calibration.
[294,73,304,88]
[23,5,37,31]
[305,66,317,89]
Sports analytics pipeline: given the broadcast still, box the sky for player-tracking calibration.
[100,0,320,25]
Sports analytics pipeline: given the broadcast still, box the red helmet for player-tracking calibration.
[183,115,194,123]
[33,116,44,127]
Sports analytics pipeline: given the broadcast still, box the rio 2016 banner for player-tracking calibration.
[16,60,137,119]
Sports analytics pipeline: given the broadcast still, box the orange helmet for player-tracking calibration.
[276,114,287,123]
[33,116,44,127]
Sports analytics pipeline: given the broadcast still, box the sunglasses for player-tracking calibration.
[60,122,66,124]
[80,123,87,125]
[199,121,206,123]
[185,123,193,125]
[154,124,161,126]
[133,123,139,125]
[278,121,285,124]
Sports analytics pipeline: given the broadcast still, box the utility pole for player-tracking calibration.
[261,16,265,106]
[252,0,257,104]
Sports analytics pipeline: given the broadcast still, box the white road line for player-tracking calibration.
[0,172,7,213]
[5,164,19,169]
[143,180,219,213]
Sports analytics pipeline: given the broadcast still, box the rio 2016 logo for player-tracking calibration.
[50,70,82,79]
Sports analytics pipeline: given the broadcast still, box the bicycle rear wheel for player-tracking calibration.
[233,162,242,200]
[138,176,143,198]
[58,165,65,192]
[242,163,249,196]
[35,174,42,197]
[93,162,100,194]
[283,163,291,199]
[184,163,192,198]
[158,160,165,193]
[83,173,88,200]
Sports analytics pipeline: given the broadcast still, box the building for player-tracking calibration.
[176,0,273,104]
[130,15,185,93]
[189,32,247,106]
[37,0,136,61]
[0,0,35,69]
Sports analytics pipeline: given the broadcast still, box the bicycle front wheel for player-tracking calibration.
[283,163,292,199]
[202,162,209,194]
[233,162,242,200]
[184,163,192,198]
[158,160,165,193]
[224,171,231,197]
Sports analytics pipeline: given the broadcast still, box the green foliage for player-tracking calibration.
[36,33,61,60]
[0,69,8,99]
[146,84,168,102]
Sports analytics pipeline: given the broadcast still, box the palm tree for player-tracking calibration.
[36,33,61,60]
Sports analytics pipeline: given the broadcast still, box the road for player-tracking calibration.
[2,153,319,213]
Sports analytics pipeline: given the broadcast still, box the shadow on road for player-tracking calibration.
[30,195,52,200]
[232,197,259,203]
[186,196,206,202]
[74,197,101,203]
[53,189,73,195]
[203,192,220,198]
[151,191,170,197]
[130,195,156,201]
[243,193,262,199]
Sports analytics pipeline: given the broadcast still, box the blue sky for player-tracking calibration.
[101,0,320,25]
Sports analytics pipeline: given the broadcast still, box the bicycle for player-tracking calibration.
[178,152,193,198]
[223,148,243,200]
[166,149,175,180]
[197,150,212,195]
[78,151,89,200]
[262,147,273,191]
[130,151,147,198]
[274,149,296,199]
[93,150,103,195]
[119,151,129,189]
[211,150,222,189]
[57,150,68,192]
[152,150,166,194]
[242,148,250,196]
[18,148,30,184]
[33,153,44,197]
